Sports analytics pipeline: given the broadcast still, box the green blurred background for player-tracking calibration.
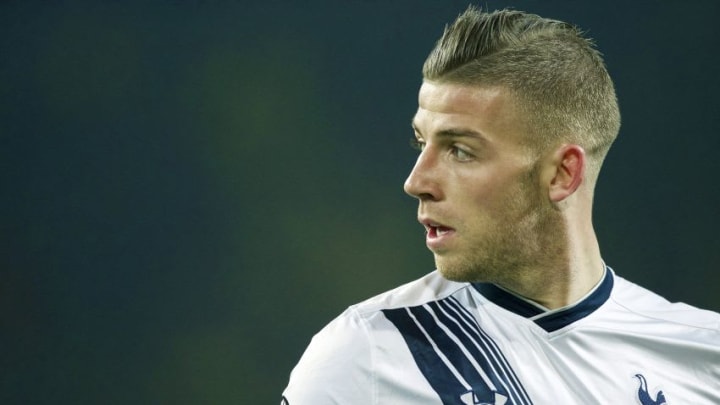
[2,1,718,403]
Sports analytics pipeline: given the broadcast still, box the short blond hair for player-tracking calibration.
[424,7,621,180]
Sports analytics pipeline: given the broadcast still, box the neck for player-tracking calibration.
[527,241,604,310]
[498,212,604,310]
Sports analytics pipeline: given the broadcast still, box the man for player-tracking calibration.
[282,7,720,404]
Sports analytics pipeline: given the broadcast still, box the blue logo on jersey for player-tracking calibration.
[461,389,508,404]
[634,374,667,405]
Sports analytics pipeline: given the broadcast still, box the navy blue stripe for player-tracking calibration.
[382,307,466,405]
[438,299,532,405]
[427,301,518,402]
[384,297,535,405]
[410,305,493,393]
[444,297,533,404]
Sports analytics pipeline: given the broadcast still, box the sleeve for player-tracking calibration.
[281,307,375,405]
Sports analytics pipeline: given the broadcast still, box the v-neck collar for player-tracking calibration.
[472,266,614,332]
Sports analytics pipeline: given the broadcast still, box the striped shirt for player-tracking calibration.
[282,267,720,404]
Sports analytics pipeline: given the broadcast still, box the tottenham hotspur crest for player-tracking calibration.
[634,374,667,405]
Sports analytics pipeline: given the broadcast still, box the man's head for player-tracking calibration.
[423,7,620,183]
[406,8,618,291]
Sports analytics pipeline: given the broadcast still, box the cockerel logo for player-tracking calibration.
[634,374,667,405]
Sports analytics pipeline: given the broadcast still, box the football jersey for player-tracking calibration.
[282,267,720,404]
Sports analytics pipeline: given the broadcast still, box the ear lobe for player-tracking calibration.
[548,144,586,202]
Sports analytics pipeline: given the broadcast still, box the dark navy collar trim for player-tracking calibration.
[473,282,546,318]
[472,267,614,332]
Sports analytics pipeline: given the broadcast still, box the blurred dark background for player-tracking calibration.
[2,0,718,403]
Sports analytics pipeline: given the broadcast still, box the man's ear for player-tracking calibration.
[548,144,586,202]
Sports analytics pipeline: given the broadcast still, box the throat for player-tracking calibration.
[496,261,607,310]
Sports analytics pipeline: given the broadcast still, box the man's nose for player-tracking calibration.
[403,149,442,201]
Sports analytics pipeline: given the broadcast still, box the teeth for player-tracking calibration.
[422,221,452,237]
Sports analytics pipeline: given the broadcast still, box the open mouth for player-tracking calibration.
[428,225,453,238]
[421,217,455,238]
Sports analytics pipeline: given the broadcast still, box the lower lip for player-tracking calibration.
[426,227,455,250]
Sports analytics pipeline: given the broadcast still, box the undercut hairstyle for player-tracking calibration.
[424,7,621,181]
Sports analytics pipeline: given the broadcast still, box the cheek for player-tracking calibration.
[466,176,510,209]
[450,166,534,217]
[472,178,535,222]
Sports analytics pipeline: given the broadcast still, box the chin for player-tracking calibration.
[436,260,482,283]
[435,252,503,284]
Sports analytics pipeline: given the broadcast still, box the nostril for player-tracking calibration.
[417,192,436,201]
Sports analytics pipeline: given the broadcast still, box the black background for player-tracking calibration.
[2,1,719,403]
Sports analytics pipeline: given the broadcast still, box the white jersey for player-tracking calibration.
[282,267,720,404]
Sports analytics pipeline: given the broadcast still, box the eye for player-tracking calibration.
[450,145,474,162]
[409,137,425,152]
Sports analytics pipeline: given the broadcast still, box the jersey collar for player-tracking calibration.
[472,266,614,332]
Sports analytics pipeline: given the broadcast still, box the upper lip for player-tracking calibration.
[419,216,454,231]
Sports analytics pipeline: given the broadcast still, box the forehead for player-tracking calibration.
[413,81,527,145]
[418,81,506,116]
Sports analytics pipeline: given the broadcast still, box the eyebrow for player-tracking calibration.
[411,121,487,141]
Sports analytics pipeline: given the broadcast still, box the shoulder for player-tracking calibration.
[610,273,720,332]
[292,270,469,364]
[282,271,469,404]
[351,270,470,316]
[282,305,374,404]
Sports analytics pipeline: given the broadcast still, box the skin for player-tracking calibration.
[404,81,605,309]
